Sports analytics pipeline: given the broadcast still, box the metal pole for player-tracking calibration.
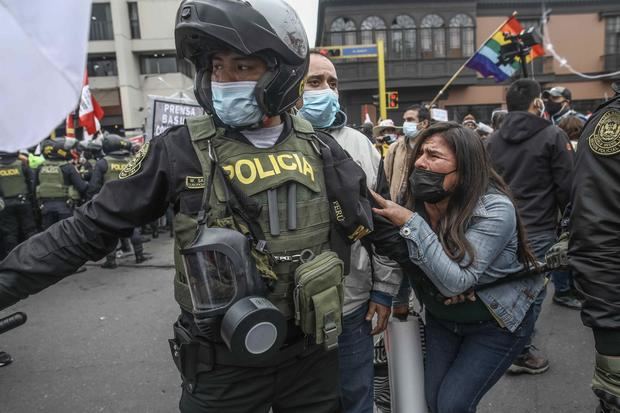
[428,11,518,108]
[377,39,387,120]
[519,48,529,78]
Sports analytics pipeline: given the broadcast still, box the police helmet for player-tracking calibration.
[175,0,309,121]
[41,138,76,160]
[102,135,132,155]
[78,139,103,153]
[0,151,19,158]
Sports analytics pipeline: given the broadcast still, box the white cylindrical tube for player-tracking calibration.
[385,316,427,413]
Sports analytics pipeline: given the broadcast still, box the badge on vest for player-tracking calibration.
[589,110,620,156]
[120,143,150,179]
[185,176,205,189]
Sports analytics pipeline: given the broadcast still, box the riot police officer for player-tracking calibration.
[0,1,377,411]
[77,138,103,183]
[0,150,36,259]
[36,138,89,230]
[569,82,620,413]
[87,135,149,267]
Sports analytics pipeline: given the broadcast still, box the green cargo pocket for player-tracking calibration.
[312,286,343,350]
[293,251,344,351]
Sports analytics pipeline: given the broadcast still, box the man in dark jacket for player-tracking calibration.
[486,79,575,375]
[569,83,620,413]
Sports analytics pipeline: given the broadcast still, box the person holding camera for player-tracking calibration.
[372,122,542,412]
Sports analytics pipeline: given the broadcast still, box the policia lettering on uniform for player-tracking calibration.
[184,152,316,188]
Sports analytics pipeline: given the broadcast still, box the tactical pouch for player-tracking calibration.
[293,251,344,351]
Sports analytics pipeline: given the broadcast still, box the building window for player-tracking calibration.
[87,54,118,76]
[421,14,445,58]
[361,16,387,47]
[391,15,416,59]
[140,53,178,74]
[448,14,474,57]
[606,16,620,55]
[90,3,113,41]
[329,17,357,46]
[128,2,141,39]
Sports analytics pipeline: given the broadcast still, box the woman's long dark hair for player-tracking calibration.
[404,122,537,269]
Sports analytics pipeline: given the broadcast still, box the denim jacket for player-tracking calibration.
[399,191,544,332]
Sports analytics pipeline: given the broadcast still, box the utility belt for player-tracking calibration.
[170,315,319,391]
[38,197,74,208]
[2,194,29,206]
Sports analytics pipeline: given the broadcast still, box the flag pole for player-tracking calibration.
[428,11,518,108]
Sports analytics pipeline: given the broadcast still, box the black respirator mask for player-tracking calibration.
[409,167,456,204]
[546,100,565,116]
[181,144,286,361]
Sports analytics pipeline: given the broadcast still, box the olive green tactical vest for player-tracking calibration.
[0,159,28,199]
[173,115,332,319]
[103,155,130,183]
[37,160,70,200]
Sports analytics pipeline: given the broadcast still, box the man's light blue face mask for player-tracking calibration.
[211,81,264,128]
[402,121,419,139]
[299,88,340,129]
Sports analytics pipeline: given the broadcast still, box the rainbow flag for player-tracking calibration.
[465,16,544,82]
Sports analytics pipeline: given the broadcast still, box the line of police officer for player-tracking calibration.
[0,135,147,264]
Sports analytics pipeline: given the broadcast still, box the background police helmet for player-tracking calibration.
[41,138,74,160]
[174,0,309,121]
[0,151,19,159]
[102,134,132,155]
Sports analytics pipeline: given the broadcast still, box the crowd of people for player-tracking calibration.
[1,1,618,413]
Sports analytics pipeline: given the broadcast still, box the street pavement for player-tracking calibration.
[0,236,599,412]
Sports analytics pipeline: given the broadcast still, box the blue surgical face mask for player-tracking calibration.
[211,81,264,127]
[403,121,419,139]
[299,89,340,129]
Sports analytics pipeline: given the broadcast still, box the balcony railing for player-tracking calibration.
[322,27,475,61]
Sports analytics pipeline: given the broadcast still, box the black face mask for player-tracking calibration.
[409,167,456,204]
[546,100,564,116]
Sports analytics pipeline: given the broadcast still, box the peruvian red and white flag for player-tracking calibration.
[79,73,104,135]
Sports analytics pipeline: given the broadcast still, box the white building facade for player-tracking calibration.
[88,0,195,133]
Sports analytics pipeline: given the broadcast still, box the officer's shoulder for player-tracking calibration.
[582,104,620,157]
[151,124,193,152]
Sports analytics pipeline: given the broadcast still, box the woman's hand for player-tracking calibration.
[370,189,414,227]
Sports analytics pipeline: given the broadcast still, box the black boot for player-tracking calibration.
[101,257,118,269]
[0,351,13,367]
[135,252,152,264]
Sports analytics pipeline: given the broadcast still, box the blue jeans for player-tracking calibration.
[551,269,573,294]
[519,231,556,354]
[338,302,374,413]
[424,308,535,413]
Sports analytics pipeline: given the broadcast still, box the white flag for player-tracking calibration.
[0,0,92,151]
